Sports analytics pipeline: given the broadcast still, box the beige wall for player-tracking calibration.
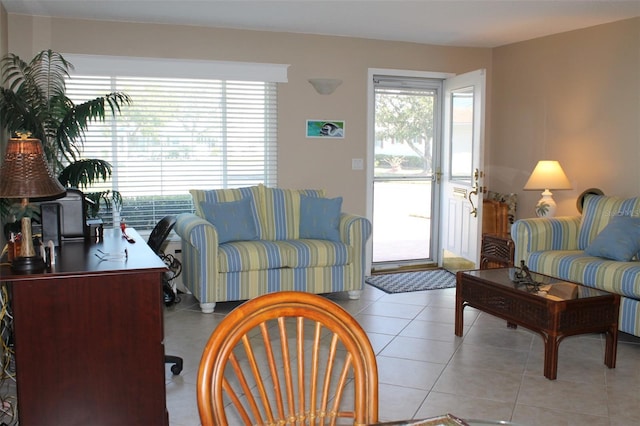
[6,14,492,215]
[490,17,640,219]
[6,14,636,220]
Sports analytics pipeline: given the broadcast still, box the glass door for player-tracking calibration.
[372,76,441,270]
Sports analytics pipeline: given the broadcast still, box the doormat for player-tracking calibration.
[365,269,456,294]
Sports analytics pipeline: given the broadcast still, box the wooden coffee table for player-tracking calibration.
[455,268,620,380]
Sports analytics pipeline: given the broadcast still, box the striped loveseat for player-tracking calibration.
[512,194,640,337]
[175,185,372,313]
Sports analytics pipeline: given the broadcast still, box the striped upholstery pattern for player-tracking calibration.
[511,216,581,265]
[513,201,640,337]
[527,251,640,299]
[577,195,640,250]
[258,187,325,240]
[175,186,372,312]
[217,239,350,272]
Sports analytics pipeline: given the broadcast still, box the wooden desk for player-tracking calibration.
[0,228,169,425]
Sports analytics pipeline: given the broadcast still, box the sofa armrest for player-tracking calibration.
[175,213,221,304]
[175,213,219,249]
[512,216,581,264]
[339,213,372,246]
[339,213,372,288]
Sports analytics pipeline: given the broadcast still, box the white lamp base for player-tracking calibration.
[535,189,557,217]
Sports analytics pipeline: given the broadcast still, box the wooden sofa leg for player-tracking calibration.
[347,290,361,300]
[200,302,216,314]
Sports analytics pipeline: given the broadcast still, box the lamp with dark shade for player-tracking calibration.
[0,135,66,273]
[523,160,572,218]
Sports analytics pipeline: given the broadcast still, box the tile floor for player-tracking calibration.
[164,285,640,426]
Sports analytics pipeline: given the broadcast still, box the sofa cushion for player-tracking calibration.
[527,249,640,299]
[282,239,350,268]
[585,215,640,261]
[217,239,350,272]
[217,240,291,272]
[201,197,259,244]
[299,195,342,242]
[578,195,640,250]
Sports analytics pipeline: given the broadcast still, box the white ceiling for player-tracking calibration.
[2,0,639,48]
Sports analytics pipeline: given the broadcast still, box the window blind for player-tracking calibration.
[66,75,278,231]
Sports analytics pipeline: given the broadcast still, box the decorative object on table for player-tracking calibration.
[511,260,542,293]
[365,269,456,294]
[307,78,342,95]
[306,119,345,138]
[0,49,130,226]
[0,134,66,273]
[523,160,572,217]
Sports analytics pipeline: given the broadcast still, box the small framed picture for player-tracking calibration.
[306,120,345,138]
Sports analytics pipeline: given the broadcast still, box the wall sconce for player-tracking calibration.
[523,160,572,218]
[308,78,342,95]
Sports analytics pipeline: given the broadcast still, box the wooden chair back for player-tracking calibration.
[197,291,379,425]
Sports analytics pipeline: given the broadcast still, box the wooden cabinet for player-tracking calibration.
[0,228,168,425]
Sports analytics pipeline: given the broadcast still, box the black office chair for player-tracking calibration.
[148,215,183,375]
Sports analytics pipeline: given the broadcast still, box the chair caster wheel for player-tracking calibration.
[171,363,182,375]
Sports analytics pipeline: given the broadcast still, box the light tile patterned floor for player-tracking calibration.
[164,285,640,426]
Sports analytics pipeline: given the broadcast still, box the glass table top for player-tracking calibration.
[462,267,612,301]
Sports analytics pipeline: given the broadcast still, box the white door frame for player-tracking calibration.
[366,68,455,274]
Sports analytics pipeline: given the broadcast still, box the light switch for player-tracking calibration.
[351,158,364,170]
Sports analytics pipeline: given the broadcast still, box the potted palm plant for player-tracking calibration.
[0,50,131,234]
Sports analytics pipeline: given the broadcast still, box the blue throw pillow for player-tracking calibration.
[299,195,342,242]
[200,197,259,244]
[585,215,640,261]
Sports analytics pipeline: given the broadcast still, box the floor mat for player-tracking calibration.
[365,269,456,294]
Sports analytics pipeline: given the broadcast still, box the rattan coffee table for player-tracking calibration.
[455,268,620,380]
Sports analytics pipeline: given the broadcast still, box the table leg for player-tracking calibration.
[543,334,560,380]
[455,297,464,337]
[604,325,618,368]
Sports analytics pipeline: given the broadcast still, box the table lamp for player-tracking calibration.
[523,160,572,218]
[0,134,66,273]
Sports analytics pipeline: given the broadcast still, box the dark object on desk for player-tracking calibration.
[147,215,183,375]
[41,188,89,246]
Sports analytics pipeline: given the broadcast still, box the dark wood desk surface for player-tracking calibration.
[1,227,167,279]
[1,227,170,425]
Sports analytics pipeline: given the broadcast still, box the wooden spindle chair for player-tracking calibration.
[197,291,378,425]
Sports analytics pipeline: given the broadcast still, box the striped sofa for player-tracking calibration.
[512,194,640,337]
[175,185,372,313]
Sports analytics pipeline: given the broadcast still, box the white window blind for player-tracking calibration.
[65,74,278,231]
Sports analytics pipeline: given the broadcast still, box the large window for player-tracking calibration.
[65,56,285,231]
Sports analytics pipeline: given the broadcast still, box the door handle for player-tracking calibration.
[468,168,480,217]
[468,186,478,217]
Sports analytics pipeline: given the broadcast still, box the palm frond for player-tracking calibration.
[57,159,113,190]
[1,53,30,92]
[56,92,131,160]
[31,50,72,100]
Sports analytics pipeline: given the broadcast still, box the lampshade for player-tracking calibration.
[0,135,65,273]
[523,160,572,191]
[308,78,342,95]
[0,136,66,199]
